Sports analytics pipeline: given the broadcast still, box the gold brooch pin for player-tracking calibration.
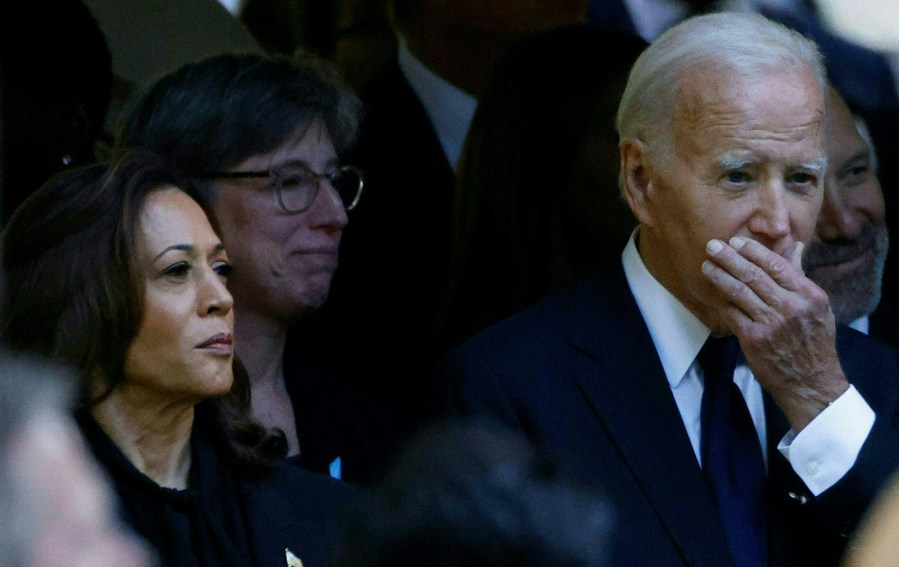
[285,548,304,567]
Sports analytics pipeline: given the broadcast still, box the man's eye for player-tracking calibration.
[788,172,816,184]
[841,165,870,185]
[725,171,752,183]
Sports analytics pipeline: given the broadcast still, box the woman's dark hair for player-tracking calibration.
[116,51,361,199]
[438,26,648,347]
[1,149,287,472]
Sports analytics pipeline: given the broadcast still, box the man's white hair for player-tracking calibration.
[616,12,827,173]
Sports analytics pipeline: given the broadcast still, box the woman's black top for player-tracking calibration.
[77,408,360,567]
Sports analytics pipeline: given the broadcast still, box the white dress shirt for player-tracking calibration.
[396,38,478,170]
[850,316,870,335]
[622,233,875,495]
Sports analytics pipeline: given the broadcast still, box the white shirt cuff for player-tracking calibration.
[777,385,875,496]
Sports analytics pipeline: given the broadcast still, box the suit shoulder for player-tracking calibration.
[266,465,365,511]
[453,277,590,357]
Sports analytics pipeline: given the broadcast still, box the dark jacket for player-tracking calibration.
[438,267,899,567]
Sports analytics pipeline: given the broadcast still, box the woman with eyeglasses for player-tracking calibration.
[117,52,396,484]
[1,150,359,567]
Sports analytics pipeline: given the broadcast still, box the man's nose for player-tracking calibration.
[816,181,863,241]
[748,184,791,244]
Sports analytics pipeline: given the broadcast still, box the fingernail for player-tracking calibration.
[702,260,713,273]
[706,239,724,254]
[730,236,746,249]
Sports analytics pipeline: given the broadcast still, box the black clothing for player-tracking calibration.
[78,408,360,567]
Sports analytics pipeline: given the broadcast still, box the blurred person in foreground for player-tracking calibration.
[0,355,155,567]
[804,88,896,346]
[335,419,614,567]
[437,12,899,567]
[1,150,358,566]
[118,52,394,484]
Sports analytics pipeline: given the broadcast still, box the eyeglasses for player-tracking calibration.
[200,165,364,214]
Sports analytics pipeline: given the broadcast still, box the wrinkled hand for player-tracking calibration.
[702,236,849,431]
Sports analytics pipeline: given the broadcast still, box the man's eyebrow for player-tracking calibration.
[841,149,870,167]
[716,154,753,170]
[797,158,827,173]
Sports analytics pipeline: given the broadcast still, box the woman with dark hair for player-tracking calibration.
[1,150,357,567]
[118,52,395,483]
[437,25,648,348]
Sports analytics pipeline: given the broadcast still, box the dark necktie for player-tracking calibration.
[698,336,768,567]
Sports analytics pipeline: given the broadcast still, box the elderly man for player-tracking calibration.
[805,89,895,345]
[438,12,899,567]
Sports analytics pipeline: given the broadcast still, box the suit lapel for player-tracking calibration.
[569,270,735,567]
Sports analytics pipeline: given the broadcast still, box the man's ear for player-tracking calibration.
[620,138,655,227]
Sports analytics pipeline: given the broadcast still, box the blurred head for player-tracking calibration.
[1,150,229,404]
[618,13,828,333]
[0,356,155,567]
[118,53,362,323]
[804,89,888,324]
[337,419,614,567]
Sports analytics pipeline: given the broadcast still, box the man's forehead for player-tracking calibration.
[676,62,824,116]
[672,64,825,155]
[825,96,867,156]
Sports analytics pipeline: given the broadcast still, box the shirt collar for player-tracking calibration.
[396,38,478,169]
[622,231,710,387]
[849,315,870,334]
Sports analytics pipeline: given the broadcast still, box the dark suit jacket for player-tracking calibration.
[438,267,899,567]
[870,302,899,350]
[295,57,456,435]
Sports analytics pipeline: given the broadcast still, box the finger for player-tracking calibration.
[716,302,755,340]
[728,236,802,292]
[705,239,786,309]
[791,241,805,274]
[701,256,772,322]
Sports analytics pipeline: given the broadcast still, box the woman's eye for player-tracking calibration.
[163,262,190,281]
[214,262,234,282]
[280,172,315,191]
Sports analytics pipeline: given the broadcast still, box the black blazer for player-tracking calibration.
[79,413,361,567]
[438,267,899,567]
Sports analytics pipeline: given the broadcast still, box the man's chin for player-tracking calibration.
[806,249,875,285]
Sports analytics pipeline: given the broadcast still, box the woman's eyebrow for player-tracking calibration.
[153,243,193,262]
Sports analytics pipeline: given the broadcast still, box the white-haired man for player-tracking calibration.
[438,12,899,567]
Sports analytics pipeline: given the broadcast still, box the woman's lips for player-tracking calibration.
[196,333,233,353]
